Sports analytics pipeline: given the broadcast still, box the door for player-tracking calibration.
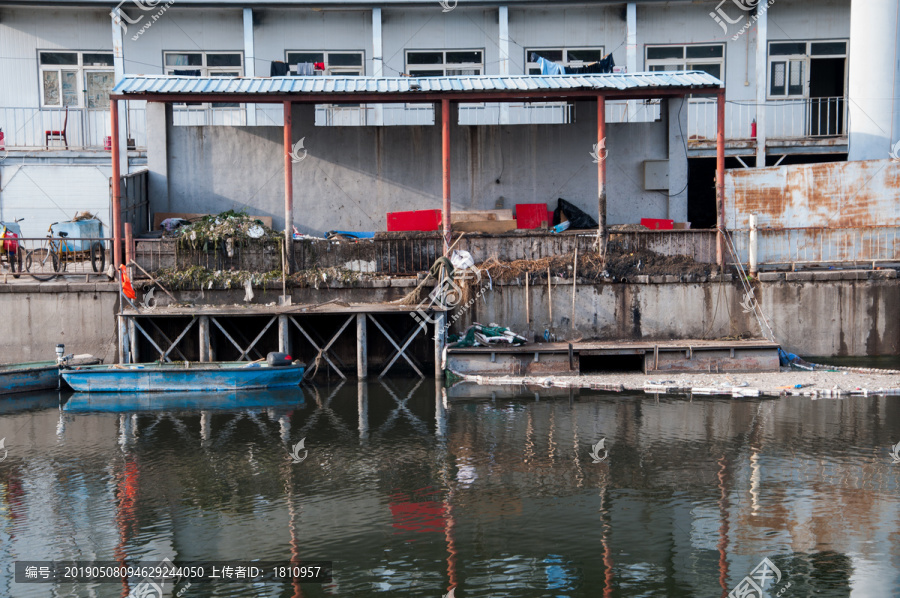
[808,58,845,136]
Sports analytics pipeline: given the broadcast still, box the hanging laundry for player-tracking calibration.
[530,53,565,76]
[567,54,616,75]
[270,61,289,76]
[314,62,325,71]
[295,62,315,76]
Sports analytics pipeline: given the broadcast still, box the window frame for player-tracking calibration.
[524,47,606,75]
[162,51,244,77]
[766,39,848,100]
[285,50,366,76]
[38,50,115,109]
[405,48,485,77]
[644,43,725,81]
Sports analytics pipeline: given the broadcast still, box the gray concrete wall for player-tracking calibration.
[0,284,119,364]
[461,277,899,357]
[158,99,676,233]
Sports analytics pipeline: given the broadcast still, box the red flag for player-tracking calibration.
[119,265,136,301]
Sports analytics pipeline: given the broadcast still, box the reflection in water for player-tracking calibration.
[0,384,898,596]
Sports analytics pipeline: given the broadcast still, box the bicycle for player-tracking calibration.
[25,221,106,281]
[0,218,25,278]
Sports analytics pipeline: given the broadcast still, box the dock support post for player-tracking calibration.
[127,317,138,363]
[117,315,126,364]
[434,311,447,379]
[110,99,123,268]
[199,315,211,362]
[278,315,291,356]
[356,313,367,379]
[358,380,369,441]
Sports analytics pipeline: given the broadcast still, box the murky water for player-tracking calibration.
[1,381,900,597]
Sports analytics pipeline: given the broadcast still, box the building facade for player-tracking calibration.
[0,0,895,236]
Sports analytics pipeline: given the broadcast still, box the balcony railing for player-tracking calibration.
[688,96,847,142]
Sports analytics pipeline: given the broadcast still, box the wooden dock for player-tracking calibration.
[446,339,781,375]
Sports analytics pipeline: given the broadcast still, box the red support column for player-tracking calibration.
[715,89,726,269]
[110,99,123,268]
[284,101,293,274]
[441,98,451,255]
[596,95,607,257]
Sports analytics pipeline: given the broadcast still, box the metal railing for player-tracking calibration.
[688,96,847,141]
[0,105,149,150]
[729,226,900,268]
[1,237,112,280]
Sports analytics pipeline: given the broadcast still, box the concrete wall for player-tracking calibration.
[156,99,681,233]
[0,284,119,364]
[462,277,899,357]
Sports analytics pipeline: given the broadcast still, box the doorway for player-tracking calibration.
[808,57,846,137]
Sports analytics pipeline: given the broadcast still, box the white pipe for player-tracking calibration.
[749,214,758,275]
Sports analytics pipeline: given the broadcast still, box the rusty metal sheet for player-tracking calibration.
[647,348,780,373]
[725,159,900,229]
[446,352,579,376]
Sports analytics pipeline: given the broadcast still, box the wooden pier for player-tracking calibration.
[118,302,447,379]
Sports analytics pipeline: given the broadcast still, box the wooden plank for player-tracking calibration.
[153,212,274,230]
[454,220,519,233]
[451,210,514,223]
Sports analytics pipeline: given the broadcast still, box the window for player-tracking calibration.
[645,44,725,80]
[286,51,365,75]
[39,50,115,108]
[525,47,606,74]
[767,40,847,98]
[163,52,243,76]
[406,49,483,76]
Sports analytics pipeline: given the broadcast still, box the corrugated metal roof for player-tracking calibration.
[113,72,722,97]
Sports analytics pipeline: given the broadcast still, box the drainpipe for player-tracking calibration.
[716,89,726,269]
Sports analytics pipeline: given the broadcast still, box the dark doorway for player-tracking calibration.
[687,156,754,229]
[808,57,845,136]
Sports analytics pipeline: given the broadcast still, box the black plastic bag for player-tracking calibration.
[553,198,598,229]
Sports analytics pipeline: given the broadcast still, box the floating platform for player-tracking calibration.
[446,339,780,376]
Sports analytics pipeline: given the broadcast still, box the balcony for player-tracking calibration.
[688,96,847,150]
[0,105,148,151]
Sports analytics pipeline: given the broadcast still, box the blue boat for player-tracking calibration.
[60,361,305,392]
[63,388,306,412]
[0,361,62,395]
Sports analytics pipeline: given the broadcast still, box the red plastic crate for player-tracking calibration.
[640,218,674,230]
[516,203,549,229]
[387,209,442,232]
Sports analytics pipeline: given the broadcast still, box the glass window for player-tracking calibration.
[207,53,242,67]
[689,63,721,79]
[647,46,684,60]
[165,53,203,66]
[525,48,606,73]
[810,41,847,56]
[82,53,115,66]
[42,70,61,105]
[686,45,724,59]
[85,71,115,108]
[406,50,483,76]
[328,53,363,67]
[286,51,364,74]
[287,52,325,65]
[40,52,78,65]
[407,52,444,65]
[770,42,807,56]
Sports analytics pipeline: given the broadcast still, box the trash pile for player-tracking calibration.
[166,210,281,249]
[449,323,527,348]
[153,265,283,290]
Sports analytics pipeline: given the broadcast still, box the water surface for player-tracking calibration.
[1,381,899,597]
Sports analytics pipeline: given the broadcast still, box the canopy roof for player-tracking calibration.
[111,71,723,103]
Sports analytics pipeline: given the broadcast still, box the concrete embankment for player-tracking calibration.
[0,270,897,364]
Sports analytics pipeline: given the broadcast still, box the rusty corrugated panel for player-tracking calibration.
[725,159,900,229]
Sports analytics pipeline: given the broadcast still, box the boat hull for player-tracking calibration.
[61,363,305,393]
[0,362,59,395]
[63,388,306,412]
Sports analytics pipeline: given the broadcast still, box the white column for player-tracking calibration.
[243,8,257,126]
[626,3,637,73]
[848,0,900,160]
[499,6,510,125]
[372,7,384,126]
[755,5,767,168]
[111,11,128,175]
